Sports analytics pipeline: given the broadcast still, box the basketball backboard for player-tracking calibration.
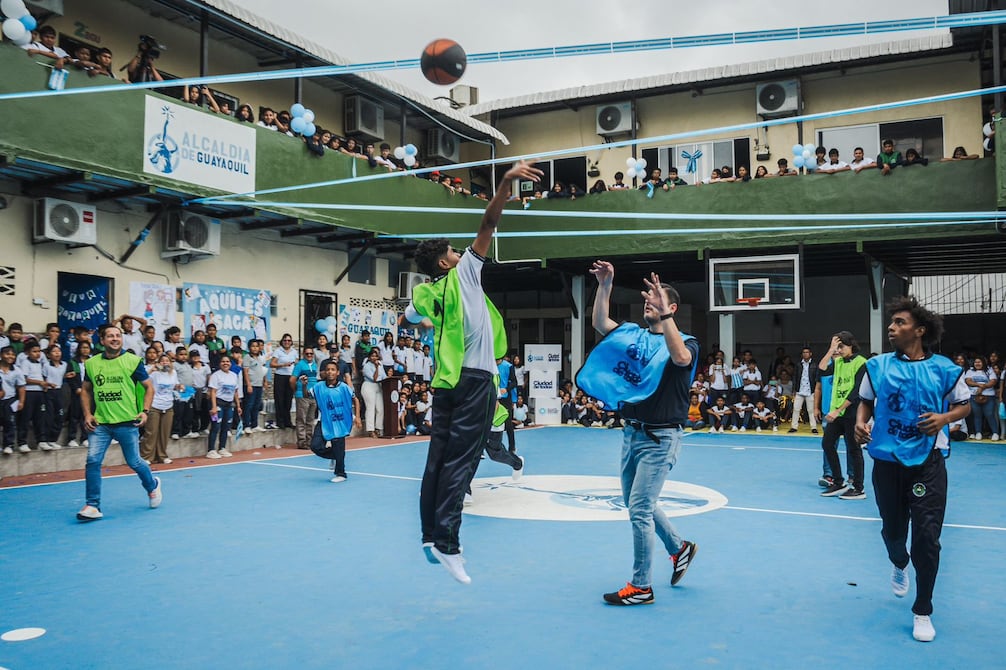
[709,253,801,312]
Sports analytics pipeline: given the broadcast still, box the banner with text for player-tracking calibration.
[528,368,559,398]
[525,344,563,372]
[143,96,256,194]
[182,283,270,346]
[128,282,176,336]
[532,396,562,425]
[57,273,110,334]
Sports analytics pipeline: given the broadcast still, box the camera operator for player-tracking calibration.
[125,35,164,84]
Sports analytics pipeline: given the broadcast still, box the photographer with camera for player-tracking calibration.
[125,35,164,84]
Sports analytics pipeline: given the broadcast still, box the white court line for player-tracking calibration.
[246,460,422,481]
[724,505,1006,532]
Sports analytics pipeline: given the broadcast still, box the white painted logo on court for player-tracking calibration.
[464,475,727,521]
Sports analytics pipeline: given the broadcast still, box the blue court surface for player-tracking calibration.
[2,427,1003,669]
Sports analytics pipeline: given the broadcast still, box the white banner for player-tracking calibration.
[143,96,256,194]
[128,281,176,334]
[528,368,558,398]
[525,344,563,371]
[532,397,562,425]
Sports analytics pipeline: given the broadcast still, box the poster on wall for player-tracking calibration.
[182,283,270,346]
[128,282,176,337]
[524,344,563,371]
[336,303,435,357]
[56,273,110,335]
[142,96,257,194]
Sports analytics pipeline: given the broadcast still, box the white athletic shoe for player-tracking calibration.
[170,434,180,440]
[162,458,173,464]
[68,439,80,448]
[49,442,62,450]
[206,450,221,459]
[708,426,716,433]
[39,442,53,451]
[718,427,725,433]
[330,475,347,483]
[756,426,762,432]
[185,432,200,439]
[3,446,13,454]
[992,433,1000,441]
[739,426,747,432]
[891,565,910,598]
[76,505,103,521]
[430,546,471,584]
[773,426,778,432]
[218,449,233,457]
[512,455,524,482]
[913,615,935,642]
[148,477,162,509]
[82,439,89,448]
[464,492,473,506]
[18,444,30,453]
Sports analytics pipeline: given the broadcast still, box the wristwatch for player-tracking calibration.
[659,312,675,321]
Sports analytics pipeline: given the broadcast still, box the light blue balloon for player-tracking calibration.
[792,144,803,156]
[290,103,305,118]
[405,143,417,156]
[634,160,646,173]
[303,122,316,137]
[302,109,315,124]
[793,156,805,168]
[18,13,35,31]
[315,319,327,333]
[290,117,306,134]
[325,315,337,328]
[803,143,816,154]
[805,162,816,172]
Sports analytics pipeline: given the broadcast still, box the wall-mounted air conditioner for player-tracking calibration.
[398,272,430,300]
[163,211,220,257]
[344,95,385,140]
[756,80,801,118]
[427,129,460,163]
[596,102,633,135]
[33,198,97,245]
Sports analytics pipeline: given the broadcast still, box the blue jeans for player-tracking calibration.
[85,422,157,509]
[621,425,685,589]
[208,401,235,452]
[243,387,263,429]
[970,397,997,436]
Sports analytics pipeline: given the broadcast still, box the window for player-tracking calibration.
[388,258,409,289]
[818,117,943,162]
[348,253,376,285]
[665,138,750,183]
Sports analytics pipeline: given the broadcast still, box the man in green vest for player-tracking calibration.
[77,324,161,521]
[403,160,543,584]
[819,330,868,499]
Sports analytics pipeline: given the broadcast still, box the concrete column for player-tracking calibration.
[718,312,735,357]
[869,262,885,353]
[570,275,586,377]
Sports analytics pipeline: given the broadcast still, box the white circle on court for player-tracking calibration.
[464,475,728,521]
[1,627,47,642]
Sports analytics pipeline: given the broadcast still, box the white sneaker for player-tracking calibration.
[756,426,762,432]
[429,546,471,584]
[330,475,347,483]
[76,505,103,521]
[110,439,120,446]
[913,614,935,642]
[739,426,747,432]
[185,432,200,439]
[718,427,725,433]
[512,455,524,481]
[971,433,981,440]
[68,439,80,448]
[162,458,173,464]
[3,446,12,454]
[18,443,30,453]
[218,449,233,457]
[730,425,738,431]
[773,426,778,432]
[206,450,221,459]
[39,442,53,451]
[201,429,210,436]
[891,565,910,598]
[148,477,162,509]
[49,442,62,450]
[170,434,180,440]
[708,426,716,433]
[992,433,1000,441]
[82,439,89,448]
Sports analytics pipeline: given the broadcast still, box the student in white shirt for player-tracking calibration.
[43,345,69,448]
[206,355,242,458]
[145,354,180,464]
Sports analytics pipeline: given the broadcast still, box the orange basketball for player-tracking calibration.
[421,38,467,85]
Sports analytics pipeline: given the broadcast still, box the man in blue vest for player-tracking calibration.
[582,261,700,606]
[854,296,969,643]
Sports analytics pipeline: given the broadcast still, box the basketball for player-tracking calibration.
[421,38,467,85]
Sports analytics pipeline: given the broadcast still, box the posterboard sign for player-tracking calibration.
[528,368,559,398]
[533,397,562,425]
[525,344,563,371]
[57,273,109,334]
[128,282,176,334]
[143,96,256,194]
[182,283,270,345]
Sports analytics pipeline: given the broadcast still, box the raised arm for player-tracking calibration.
[642,271,693,367]
[589,260,619,336]
[473,161,543,258]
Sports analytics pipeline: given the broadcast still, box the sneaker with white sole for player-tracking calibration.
[821,482,850,497]
[185,432,200,439]
[603,582,654,606]
[162,458,173,464]
[218,449,233,457]
[718,427,725,433]
[39,442,53,451]
[330,474,347,483]
[149,477,162,508]
[206,450,221,459]
[82,439,88,447]
[772,426,778,432]
[464,492,473,506]
[76,505,103,521]
[670,540,698,585]
[839,487,866,500]
[512,455,524,482]
[891,565,910,598]
[430,546,471,584]
[68,439,80,448]
[18,444,30,453]
[913,614,935,642]
[49,442,62,450]
[708,426,716,433]
[993,433,1000,441]
[170,434,180,440]
[756,426,762,432]
[110,439,119,445]
[2,446,12,455]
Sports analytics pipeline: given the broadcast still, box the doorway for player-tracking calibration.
[300,290,337,349]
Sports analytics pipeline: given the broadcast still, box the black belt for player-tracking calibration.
[624,419,683,443]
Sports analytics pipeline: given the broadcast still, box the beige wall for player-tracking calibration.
[480,53,981,179]
[0,194,401,340]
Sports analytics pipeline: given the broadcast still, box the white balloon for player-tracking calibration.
[803,143,815,154]
[403,154,416,167]
[637,157,647,169]
[626,167,638,179]
[802,149,812,160]
[2,17,26,41]
[393,146,406,160]
[626,157,637,168]
[1,0,28,19]
[12,28,29,45]
[302,110,315,124]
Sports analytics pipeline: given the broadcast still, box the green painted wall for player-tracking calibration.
[0,43,997,263]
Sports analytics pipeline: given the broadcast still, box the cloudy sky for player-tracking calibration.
[236,0,950,102]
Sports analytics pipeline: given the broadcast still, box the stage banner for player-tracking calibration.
[528,368,559,398]
[128,282,176,335]
[143,96,256,194]
[182,283,270,345]
[57,273,110,334]
[525,344,563,371]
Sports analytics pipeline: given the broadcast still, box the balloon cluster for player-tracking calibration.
[791,143,818,171]
[314,315,338,337]
[289,103,317,137]
[393,144,418,167]
[1,0,36,46]
[624,156,648,180]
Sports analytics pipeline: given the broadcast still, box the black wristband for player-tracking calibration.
[659,312,675,321]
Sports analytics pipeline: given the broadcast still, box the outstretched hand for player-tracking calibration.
[641,272,671,314]
[502,160,544,183]
[589,260,614,287]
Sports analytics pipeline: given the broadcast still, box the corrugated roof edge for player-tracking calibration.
[460,33,955,117]
[200,0,509,145]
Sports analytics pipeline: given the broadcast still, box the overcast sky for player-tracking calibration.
[235,0,950,102]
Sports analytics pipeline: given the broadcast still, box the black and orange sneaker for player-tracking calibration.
[670,540,698,585]
[603,582,654,606]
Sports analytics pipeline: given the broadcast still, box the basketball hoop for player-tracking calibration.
[737,297,762,308]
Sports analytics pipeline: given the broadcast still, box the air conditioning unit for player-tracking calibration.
[756,80,800,118]
[427,129,460,163]
[344,95,385,140]
[450,84,478,106]
[33,198,97,245]
[398,272,430,300]
[596,102,632,135]
[163,211,221,257]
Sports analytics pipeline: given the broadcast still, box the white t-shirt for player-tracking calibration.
[817,160,849,173]
[209,369,242,402]
[271,347,298,375]
[122,331,145,357]
[149,369,178,411]
[964,369,997,397]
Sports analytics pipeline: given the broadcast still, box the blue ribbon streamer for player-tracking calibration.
[681,149,703,174]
